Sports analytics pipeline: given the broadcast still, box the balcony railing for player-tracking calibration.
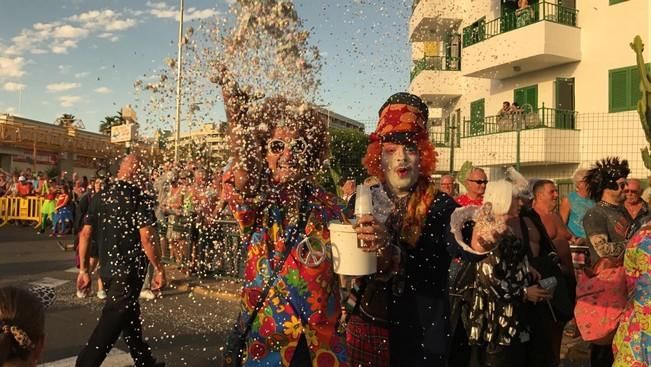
[460,105,577,138]
[462,1,578,47]
[410,56,461,81]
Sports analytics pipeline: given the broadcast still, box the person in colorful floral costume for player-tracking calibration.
[215,68,348,366]
[612,225,651,366]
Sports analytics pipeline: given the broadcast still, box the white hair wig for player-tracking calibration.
[571,167,589,185]
[483,179,515,216]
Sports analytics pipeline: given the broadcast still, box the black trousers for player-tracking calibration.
[76,270,157,367]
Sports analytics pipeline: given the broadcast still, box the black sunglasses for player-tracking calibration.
[467,179,488,185]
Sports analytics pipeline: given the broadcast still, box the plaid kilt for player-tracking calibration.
[346,314,390,367]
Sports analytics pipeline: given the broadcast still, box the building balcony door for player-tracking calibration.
[555,77,575,129]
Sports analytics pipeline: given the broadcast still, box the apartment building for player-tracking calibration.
[0,114,114,178]
[409,0,651,181]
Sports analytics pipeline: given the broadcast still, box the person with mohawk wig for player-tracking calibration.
[581,157,632,367]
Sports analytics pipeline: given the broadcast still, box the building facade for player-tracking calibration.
[0,114,115,178]
[410,0,651,181]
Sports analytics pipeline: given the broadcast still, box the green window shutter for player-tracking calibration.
[525,85,538,111]
[514,88,526,106]
[470,99,485,135]
[609,0,627,5]
[609,69,629,112]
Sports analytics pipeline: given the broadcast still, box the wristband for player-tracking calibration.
[79,269,88,274]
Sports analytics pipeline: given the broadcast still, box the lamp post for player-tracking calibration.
[173,0,185,163]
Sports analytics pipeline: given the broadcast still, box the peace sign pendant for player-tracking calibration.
[296,235,326,268]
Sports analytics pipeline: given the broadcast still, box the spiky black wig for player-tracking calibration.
[584,157,630,201]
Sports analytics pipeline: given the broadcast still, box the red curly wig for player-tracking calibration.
[362,138,438,181]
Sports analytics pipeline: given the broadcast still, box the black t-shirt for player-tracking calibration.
[85,180,156,279]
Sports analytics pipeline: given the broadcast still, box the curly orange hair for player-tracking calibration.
[362,138,438,181]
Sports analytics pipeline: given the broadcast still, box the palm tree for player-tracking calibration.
[98,110,127,135]
[55,113,77,127]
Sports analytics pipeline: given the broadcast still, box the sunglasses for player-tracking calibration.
[267,137,308,155]
[606,181,627,190]
[467,179,488,185]
[623,189,640,194]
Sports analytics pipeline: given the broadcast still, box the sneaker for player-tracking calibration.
[97,290,107,300]
[139,289,156,301]
[76,289,87,299]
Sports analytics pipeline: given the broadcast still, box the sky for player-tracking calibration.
[0,0,412,134]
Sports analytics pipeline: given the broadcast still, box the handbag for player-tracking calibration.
[221,200,308,367]
[574,257,626,344]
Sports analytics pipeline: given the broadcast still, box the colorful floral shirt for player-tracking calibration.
[613,226,651,367]
[230,183,349,367]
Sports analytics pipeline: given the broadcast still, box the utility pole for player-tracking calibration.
[174,0,185,163]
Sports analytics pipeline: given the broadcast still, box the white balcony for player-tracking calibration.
[462,3,581,79]
[409,57,462,108]
[454,108,580,167]
[409,0,462,42]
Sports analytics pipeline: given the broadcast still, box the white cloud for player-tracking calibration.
[94,87,111,94]
[0,57,25,79]
[58,65,71,73]
[3,82,26,92]
[5,107,16,114]
[147,1,218,21]
[98,32,113,38]
[52,24,89,39]
[110,36,120,42]
[74,71,89,79]
[47,82,80,92]
[1,9,137,59]
[59,96,81,107]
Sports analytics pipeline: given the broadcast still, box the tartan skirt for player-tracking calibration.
[346,314,390,367]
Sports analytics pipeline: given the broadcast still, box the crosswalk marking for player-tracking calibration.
[40,349,132,367]
[64,267,79,273]
[30,277,69,288]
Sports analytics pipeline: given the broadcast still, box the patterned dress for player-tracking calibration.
[613,226,651,366]
[230,184,348,367]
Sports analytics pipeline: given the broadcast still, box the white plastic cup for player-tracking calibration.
[354,184,373,216]
[329,222,377,276]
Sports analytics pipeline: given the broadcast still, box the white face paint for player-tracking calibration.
[381,142,419,197]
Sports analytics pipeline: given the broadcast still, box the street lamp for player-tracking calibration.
[174,0,185,163]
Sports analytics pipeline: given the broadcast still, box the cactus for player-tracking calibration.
[630,36,651,170]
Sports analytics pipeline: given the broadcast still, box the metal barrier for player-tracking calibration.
[0,196,44,228]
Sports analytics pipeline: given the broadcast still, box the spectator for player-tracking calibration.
[560,168,595,241]
[456,167,487,206]
[16,176,33,197]
[623,178,649,231]
[498,101,511,117]
[75,178,106,299]
[76,154,166,367]
[52,185,73,237]
[439,174,455,196]
[0,173,7,197]
[339,177,356,213]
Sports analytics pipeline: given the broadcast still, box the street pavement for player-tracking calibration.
[0,225,240,367]
[0,225,590,367]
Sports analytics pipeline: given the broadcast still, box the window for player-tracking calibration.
[470,99,485,135]
[514,85,538,112]
[609,64,651,113]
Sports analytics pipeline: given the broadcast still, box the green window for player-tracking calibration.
[609,64,651,113]
[470,99,485,135]
[514,84,538,112]
[609,0,627,5]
